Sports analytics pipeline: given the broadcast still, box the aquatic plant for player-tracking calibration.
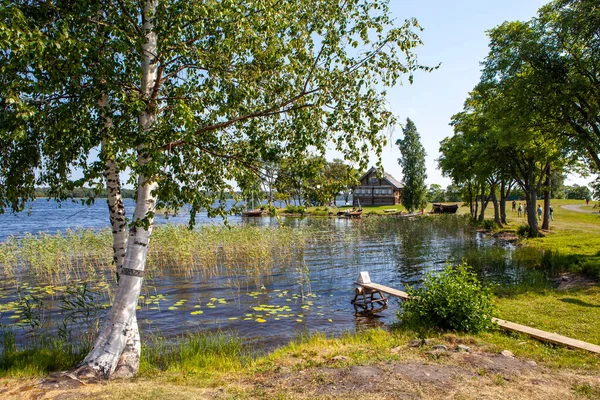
[0,225,314,285]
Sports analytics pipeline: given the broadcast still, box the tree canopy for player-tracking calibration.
[439,0,595,235]
[0,0,431,378]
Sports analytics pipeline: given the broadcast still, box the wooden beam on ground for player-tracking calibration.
[492,318,600,354]
[354,279,600,355]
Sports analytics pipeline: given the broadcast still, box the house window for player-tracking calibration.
[369,176,378,184]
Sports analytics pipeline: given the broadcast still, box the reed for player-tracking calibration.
[0,225,313,285]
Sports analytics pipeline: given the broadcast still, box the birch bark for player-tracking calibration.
[77,0,158,378]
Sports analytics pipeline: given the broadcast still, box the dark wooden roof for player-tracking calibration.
[357,167,403,189]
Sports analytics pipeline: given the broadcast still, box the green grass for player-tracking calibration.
[140,332,248,381]
[496,286,600,346]
[0,332,88,378]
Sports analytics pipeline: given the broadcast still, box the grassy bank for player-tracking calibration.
[3,327,600,399]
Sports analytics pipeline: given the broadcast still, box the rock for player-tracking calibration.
[457,344,470,352]
[390,346,403,354]
[409,340,422,348]
[500,350,514,358]
[424,338,435,345]
[433,345,448,351]
[332,355,350,362]
[525,360,537,367]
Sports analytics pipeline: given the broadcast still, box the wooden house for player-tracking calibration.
[353,167,403,206]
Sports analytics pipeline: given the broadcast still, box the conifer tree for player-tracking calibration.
[397,118,428,212]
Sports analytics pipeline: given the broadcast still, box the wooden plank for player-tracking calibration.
[492,318,600,354]
[355,282,409,300]
[354,280,600,355]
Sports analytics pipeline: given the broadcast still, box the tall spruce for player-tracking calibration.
[397,118,428,212]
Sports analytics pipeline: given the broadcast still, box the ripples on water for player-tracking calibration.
[0,201,543,351]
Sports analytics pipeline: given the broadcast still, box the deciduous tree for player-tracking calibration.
[0,0,430,378]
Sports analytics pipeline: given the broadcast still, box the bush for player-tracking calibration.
[284,205,305,215]
[399,263,496,333]
[516,225,530,237]
[482,219,496,230]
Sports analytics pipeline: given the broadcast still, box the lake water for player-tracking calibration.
[0,200,536,351]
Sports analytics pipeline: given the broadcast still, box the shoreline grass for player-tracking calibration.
[0,225,314,284]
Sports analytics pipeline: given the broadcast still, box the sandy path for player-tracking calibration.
[562,204,598,213]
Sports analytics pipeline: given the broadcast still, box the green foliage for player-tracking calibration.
[311,207,331,216]
[399,264,496,333]
[564,184,592,200]
[481,219,496,230]
[397,118,428,211]
[0,0,432,218]
[516,225,530,237]
[426,184,445,202]
[284,205,306,215]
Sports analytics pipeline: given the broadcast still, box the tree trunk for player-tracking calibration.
[499,180,512,226]
[542,165,551,230]
[478,183,489,222]
[77,0,158,379]
[525,177,539,237]
[472,183,478,220]
[101,137,138,378]
[491,189,501,227]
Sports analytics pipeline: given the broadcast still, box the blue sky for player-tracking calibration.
[356,0,590,186]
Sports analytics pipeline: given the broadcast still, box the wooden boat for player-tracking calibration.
[337,209,363,218]
[242,208,265,217]
[348,210,363,218]
[431,203,459,214]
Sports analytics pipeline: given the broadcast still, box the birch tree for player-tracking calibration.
[0,0,431,379]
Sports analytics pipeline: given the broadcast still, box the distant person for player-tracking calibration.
[524,203,528,216]
[537,204,543,220]
[586,198,590,206]
[518,203,522,217]
[512,200,516,213]
[549,205,554,221]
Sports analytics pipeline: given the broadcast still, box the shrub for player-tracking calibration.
[311,207,330,216]
[482,219,496,230]
[399,263,496,333]
[516,225,530,237]
[284,205,305,215]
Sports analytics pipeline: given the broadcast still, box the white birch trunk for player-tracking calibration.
[77,1,158,379]
[99,94,141,377]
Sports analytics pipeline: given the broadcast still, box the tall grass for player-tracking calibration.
[0,331,89,377]
[0,225,313,284]
[140,332,248,375]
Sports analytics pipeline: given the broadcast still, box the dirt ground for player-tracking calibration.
[2,347,600,400]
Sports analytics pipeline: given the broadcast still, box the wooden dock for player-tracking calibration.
[355,280,600,355]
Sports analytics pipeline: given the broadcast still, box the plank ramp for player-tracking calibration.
[356,281,600,355]
[356,282,409,300]
[492,318,600,354]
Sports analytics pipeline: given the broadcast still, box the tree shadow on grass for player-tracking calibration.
[559,297,600,308]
